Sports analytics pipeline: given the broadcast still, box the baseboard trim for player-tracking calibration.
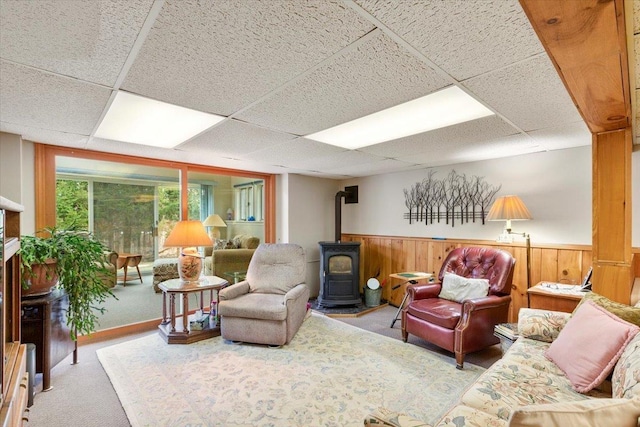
[77,318,161,345]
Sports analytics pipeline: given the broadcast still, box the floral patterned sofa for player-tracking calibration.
[365,292,640,427]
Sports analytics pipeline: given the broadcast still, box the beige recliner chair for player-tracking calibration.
[218,243,309,346]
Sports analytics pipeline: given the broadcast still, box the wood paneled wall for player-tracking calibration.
[341,234,630,323]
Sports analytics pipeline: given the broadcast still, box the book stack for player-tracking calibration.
[494,323,519,341]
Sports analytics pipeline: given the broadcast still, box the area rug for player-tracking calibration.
[97,312,483,427]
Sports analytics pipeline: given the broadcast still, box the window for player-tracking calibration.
[233,180,264,222]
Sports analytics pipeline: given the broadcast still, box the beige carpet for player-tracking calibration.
[98,312,483,427]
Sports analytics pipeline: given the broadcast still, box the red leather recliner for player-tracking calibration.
[401,247,515,369]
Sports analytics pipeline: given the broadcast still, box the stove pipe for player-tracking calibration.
[335,191,348,242]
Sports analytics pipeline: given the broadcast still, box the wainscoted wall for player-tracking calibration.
[341,233,640,323]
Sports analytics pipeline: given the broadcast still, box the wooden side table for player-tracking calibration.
[527,282,585,312]
[21,289,77,391]
[158,276,229,344]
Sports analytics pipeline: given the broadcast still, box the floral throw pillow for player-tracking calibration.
[612,331,640,399]
[518,308,570,343]
[214,239,230,250]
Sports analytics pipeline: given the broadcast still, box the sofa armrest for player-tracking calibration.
[219,281,250,301]
[517,308,570,343]
[284,283,308,305]
[364,407,431,427]
[209,248,255,276]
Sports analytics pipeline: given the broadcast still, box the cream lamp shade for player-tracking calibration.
[487,195,533,293]
[203,214,227,241]
[164,220,212,282]
[486,195,532,232]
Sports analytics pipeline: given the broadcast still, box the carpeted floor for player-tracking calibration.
[26,305,501,427]
[97,312,484,427]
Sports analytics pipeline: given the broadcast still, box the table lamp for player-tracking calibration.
[164,220,212,283]
[203,214,227,243]
[487,195,533,294]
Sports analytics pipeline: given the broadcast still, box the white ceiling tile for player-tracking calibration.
[463,55,582,132]
[179,119,297,159]
[240,138,346,168]
[0,61,112,134]
[325,158,423,177]
[395,133,538,167]
[359,115,520,158]
[121,0,374,116]
[527,121,591,151]
[1,122,88,149]
[0,0,153,86]
[236,31,449,135]
[285,149,385,171]
[354,0,544,81]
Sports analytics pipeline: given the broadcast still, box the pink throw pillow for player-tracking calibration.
[545,300,640,393]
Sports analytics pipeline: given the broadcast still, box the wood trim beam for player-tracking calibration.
[520,0,634,302]
[520,0,632,133]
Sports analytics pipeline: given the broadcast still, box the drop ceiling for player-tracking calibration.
[0,0,636,179]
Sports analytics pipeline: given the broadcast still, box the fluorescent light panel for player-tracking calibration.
[95,91,225,148]
[306,86,494,149]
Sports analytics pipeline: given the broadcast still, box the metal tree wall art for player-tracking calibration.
[403,170,501,227]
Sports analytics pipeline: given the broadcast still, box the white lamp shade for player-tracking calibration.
[203,214,227,228]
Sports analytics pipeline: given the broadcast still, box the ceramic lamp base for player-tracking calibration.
[178,251,203,282]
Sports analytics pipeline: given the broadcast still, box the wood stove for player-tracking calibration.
[317,241,361,307]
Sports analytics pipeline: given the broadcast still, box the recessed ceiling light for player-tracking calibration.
[306,86,494,150]
[94,91,225,148]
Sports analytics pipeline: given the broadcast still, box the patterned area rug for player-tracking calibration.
[97,313,483,427]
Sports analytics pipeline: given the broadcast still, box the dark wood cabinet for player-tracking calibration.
[21,289,76,391]
[0,197,28,426]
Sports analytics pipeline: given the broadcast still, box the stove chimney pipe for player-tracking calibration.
[334,186,358,242]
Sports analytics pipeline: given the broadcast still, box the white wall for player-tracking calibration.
[340,146,640,248]
[0,134,35,234]
[0,132,23,204]
[278,174,340,297]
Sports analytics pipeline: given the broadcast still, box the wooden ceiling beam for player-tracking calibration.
[520,0,632,133]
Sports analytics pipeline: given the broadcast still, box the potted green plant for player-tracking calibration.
[19,226,117,340]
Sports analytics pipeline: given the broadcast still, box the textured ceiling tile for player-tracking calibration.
[122,0,374,116]
[0,122,88,148]
[286,149,385,171]
[325,158,423,177]
[88,136,285,175]
[236,31,449,135]
[240,138,345,168]
[0,0,153,86]
[0,61,111,134]
[634,0,640,34]
[527,121,591,151]
[395,133,538,167]
[355,0,544,81]
[360,115,520,158]
[179,119,297,159]
[463,55,581,132]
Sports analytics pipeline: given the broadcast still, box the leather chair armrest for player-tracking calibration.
[406,282,441,302]
[219,281,250,301]
[457,294,512,332]
[462,294,512,312]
